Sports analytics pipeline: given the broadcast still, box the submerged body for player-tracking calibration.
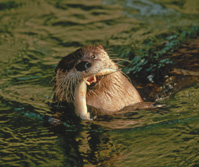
[54,45,143,120]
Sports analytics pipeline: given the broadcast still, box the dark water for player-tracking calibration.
[0,0,199,166]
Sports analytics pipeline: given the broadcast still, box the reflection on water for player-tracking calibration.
[104,0,176,16]
[113,84,199,166]
[0,0,199,166]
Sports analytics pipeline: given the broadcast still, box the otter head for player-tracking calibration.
[54,45,118,103]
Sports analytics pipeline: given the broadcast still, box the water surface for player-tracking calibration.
[0,0,199,166]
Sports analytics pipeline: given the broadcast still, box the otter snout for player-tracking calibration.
[75,61,91,71]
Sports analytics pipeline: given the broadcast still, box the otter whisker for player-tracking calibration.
[121,71,133,84]
[49,77,55,84]
[65,78,73,101]
[54,45,143,120]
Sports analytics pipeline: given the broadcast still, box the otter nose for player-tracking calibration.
[75,61,91,71]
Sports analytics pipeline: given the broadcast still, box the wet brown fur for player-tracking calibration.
[54,45,143,113]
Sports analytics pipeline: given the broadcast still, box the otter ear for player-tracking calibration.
[97,45,104,50]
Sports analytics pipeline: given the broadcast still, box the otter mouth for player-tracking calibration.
[74,69,116,120]
[83,69,117,86]
[84,75,97,85]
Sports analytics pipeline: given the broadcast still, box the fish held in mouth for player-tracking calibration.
[84,69,117,86]
[76,69,117,120]
[54,45,143,120]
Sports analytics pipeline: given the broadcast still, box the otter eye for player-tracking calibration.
[91,54,96,59]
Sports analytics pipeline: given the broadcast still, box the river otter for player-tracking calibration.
[54,45,143,120]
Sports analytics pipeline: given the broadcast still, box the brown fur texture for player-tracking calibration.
[86,71,143,111]
[54,45,143,114]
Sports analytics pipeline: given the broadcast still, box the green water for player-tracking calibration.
[0,0,199,166]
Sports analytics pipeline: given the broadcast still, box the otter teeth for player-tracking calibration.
[84,79,91,85]
[84,75,97,85]
[83,69,117,85]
